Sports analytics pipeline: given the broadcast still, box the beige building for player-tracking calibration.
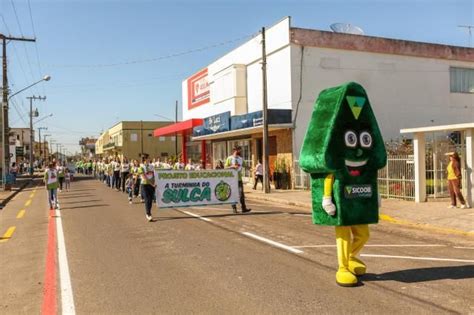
[96,121,180,161]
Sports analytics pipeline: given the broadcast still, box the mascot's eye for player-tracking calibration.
[360,131,372,148]
[344,131,357,148]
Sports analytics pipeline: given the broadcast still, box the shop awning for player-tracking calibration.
[153,119,203,137]
[192,123,294,141]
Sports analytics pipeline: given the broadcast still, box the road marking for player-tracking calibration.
[25,200,32,207]
[0,226,16,242]
[16,209,26,219]
[181,210,212,222]
[454,246,474,250]
[361,254,474,263]
[242,232,304,254]
[29,193,35,198]
[55,208,76,314]
[294,244,446,248]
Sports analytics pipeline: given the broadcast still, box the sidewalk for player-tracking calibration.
[0,176,33,209]
[244,187,474,236]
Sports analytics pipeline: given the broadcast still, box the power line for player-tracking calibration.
[9,0,39,95]
[47,33,255,68]
[26,0,45,95]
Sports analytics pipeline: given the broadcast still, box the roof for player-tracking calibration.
[291,27,473,62]
[192,123,293,141]
[153,119,203,137]
[400,123,474,134]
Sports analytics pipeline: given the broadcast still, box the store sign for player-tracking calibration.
[187,68,210,110]
[193,111,230,137]
[155,169,239,208]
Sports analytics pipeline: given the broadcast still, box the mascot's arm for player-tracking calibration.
[322,174,336,216]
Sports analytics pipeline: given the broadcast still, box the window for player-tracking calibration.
[450,67,474,93]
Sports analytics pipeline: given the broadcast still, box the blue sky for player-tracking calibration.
[1,0,472,153]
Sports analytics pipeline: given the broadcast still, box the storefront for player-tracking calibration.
[192,109,293,184]
[153,119,212,168]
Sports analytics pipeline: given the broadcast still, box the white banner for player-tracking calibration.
[155,169,239,208]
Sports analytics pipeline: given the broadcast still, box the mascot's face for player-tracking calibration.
[326,94,384,176]
[343,128,373,177]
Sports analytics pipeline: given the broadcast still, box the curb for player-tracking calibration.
[245,193,474,237]
[0,180,32,209]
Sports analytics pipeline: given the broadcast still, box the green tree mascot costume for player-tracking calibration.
[300,82,387,287]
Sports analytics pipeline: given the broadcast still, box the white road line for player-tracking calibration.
[181,210,212,222]
[454,246,474,250]
[242,232,303,254]
[56,209,76,315]
[294,244,446,248]
[361,254,474,263]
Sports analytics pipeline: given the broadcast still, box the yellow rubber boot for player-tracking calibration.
[349,225,369,276]
[335,226,358,287]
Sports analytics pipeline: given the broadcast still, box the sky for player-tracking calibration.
[1,0,473,154]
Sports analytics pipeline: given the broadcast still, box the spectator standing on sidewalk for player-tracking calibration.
[225,145,251,214]
[253,159,263,190]
[446,152,470,209]
[113,158,121,191]
[44,162,59,210]
[140,158,156,222]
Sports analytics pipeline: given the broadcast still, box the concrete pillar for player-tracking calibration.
[201,140,206,169]
[465,128,473,207]
[414,132,426,202]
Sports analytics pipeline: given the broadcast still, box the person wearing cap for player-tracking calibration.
[446,152,469,209]
[225,145,251,214]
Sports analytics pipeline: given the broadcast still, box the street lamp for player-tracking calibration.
[34,113,53,125]
[2,75,51,186]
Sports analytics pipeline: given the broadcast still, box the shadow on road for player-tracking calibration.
[61,204,110,210]
[61,199,102,205]
[362,265,474,283]
[59,194,94,199]
[157,210,283,221]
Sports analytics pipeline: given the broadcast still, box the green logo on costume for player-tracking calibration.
[346,96,366,120]
[344,185,373,199]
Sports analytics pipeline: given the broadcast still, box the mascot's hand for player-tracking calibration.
[322,196,336,216]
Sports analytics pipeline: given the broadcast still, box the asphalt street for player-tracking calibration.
[1,176,473,314]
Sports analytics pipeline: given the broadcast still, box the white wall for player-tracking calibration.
[292,44,474,160]
[182,17,292,120]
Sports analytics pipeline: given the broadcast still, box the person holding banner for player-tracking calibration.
[139,158,156,222]
[225,145,251,214]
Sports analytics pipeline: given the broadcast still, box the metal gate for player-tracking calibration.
[377,155,415,200]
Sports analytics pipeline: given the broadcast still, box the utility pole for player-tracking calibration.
[27,96,45,176]
[1,34,36,186]
[38,127,47,167]
[261,27,270,193]
[43,134,51,162]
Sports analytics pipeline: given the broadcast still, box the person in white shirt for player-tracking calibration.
[120,157,130,193]
[253,160,264,190]
[112,158,121,191]
[185,158,195,171]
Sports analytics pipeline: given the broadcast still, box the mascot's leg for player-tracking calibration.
[335,226,358,287]
[349,224,370,276]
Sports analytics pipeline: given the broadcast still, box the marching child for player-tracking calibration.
[65,168,71,192]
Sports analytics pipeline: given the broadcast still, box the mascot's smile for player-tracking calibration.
[345,159,367,176]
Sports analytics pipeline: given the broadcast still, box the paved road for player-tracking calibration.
[1,176,473,314]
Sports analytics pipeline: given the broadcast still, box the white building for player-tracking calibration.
[154,17,473,186]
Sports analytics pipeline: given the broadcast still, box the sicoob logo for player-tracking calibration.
[344,185,373,199]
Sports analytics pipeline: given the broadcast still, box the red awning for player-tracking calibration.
[153,119,203,137]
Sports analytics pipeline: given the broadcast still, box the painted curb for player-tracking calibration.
[245,193,474,237]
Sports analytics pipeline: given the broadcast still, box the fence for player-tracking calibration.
[294,156,416,200]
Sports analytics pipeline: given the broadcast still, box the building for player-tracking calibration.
[9,128,33,165]
[96,121,180,161]
[153,17,473,186]
[79,137,97,159]
[33,141,49,162]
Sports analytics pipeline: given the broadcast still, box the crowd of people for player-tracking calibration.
[68,145,251,221]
